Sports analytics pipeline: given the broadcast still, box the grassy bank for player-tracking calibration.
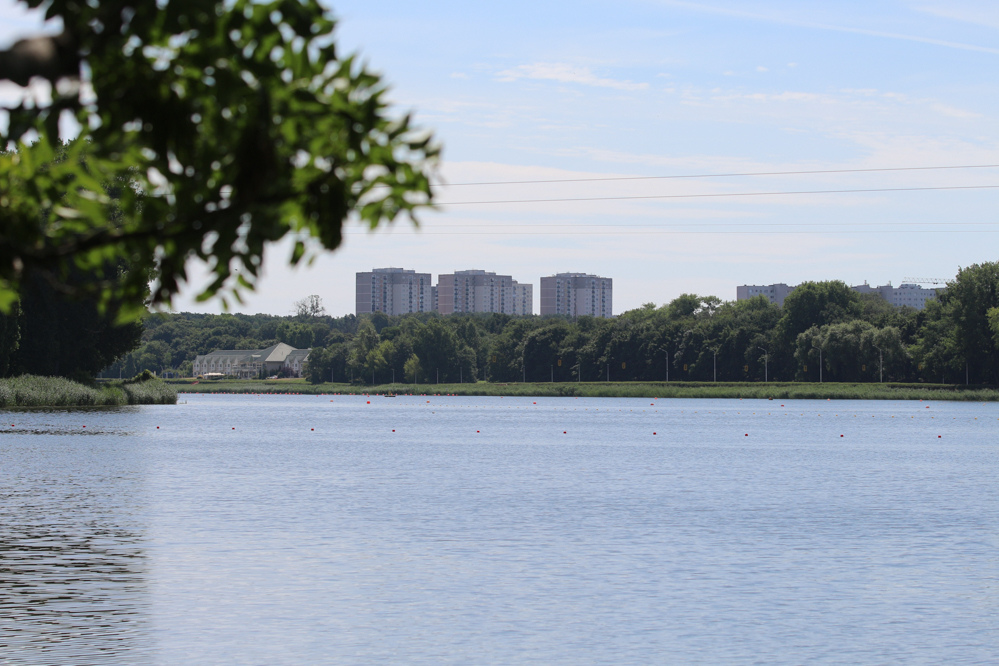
[168,379,999,401]
[0,375,178,407]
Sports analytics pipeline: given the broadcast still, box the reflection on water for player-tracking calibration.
[0,411,150,665]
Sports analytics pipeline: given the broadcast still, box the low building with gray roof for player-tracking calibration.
[193,342,311,378]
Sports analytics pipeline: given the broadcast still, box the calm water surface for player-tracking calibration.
[1,394,996,664]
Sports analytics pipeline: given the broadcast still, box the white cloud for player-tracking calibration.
[756,66,768,72]
[495,63,649,91]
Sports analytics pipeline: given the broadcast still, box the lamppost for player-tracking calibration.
[656,346,670,383]
[872,344,883,383]
[812,342,823,383]
[712,347,719,382]
[757,346,769,383]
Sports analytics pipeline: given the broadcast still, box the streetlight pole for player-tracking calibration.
[712,348,718,382]
[657,346,670,383]
[872,344,883,383]
[812,343,823,383]
[757,346,769,383]
[551,365,553,383]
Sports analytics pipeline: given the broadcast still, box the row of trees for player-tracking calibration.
[300,263,999,385]
[98,262,999,385]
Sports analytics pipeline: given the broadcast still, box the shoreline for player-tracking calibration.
[1,375,178,407]
[167,380,999,401]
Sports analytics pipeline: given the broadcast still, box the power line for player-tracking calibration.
[436,184,999,206]
[433,163,999,187]
[390,221,999,228]
[345,228,999,236]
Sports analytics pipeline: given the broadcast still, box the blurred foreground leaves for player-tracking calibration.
[0,0,438,319]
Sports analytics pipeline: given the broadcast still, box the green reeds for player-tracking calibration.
[0,375,178,407]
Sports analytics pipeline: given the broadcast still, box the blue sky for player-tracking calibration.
[2,0,997,315]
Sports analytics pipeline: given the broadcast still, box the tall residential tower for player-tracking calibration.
[540,272,613,317]
[355,268,434,315]
[435,270,533,315]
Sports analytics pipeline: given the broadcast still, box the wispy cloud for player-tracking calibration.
[911,4,999,29]
[656,0,999,55]
[496,63,649,91]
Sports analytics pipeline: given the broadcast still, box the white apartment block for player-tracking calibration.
[355,268,434,315]
[737,281,940,310]
[510,280,533,316]
[436,270,534,315]
[540,273,613,317]
[851,282,939,309]
[736,283,796,307]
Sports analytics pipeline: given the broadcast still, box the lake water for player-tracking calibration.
[1,394,996,665]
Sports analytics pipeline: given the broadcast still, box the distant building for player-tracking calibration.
[736,283,796,307]
[851,282,939,309]
[435,270,534,315]
[193,342,310,378]
[355,268,433,315]
[737,281,940,310]
[540,272,613,317]
[511,280,533,316]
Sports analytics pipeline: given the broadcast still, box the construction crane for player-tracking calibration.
[903,277,949,285]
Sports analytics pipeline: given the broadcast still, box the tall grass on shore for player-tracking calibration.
[169,379,999,402]
[0,374,177,407]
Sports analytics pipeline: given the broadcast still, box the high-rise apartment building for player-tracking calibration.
[851,282,939,309]
[540,273,613,317]
[435,270,533,315]
[737,281,940,310]
[510,280,533,316]
[736,283,796,307]
[355,268,434,315]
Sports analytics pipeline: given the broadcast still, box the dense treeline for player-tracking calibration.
[118,262,999,386]
[1,272,143,382]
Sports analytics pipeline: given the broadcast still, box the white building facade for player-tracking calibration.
[435,270,534,315]
[851,282,939,309]
[540,272,613,317]
[737,281,940,310]
[736,283,796,307]
[355,268,434,315]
